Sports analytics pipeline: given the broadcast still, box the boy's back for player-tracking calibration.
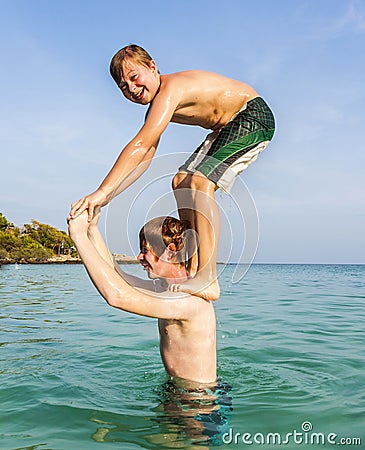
[159,70,259,130]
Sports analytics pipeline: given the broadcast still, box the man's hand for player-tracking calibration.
[70,189,109,222]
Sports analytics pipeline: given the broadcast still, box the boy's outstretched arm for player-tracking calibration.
[70,83,180,221]
[70,138,158,222]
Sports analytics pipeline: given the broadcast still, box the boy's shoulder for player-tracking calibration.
[160,70,213,83]
[151,71,209,105]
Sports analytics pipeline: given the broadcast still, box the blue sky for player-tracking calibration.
[1,0,364,263]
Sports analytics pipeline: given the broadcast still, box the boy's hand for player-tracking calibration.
[87,208,101,238]
[67,211,90,241]
[70,189,109,222]
[88,208,101,228]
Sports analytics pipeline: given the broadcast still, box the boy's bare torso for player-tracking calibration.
[158,70,259,131]
[157,295,217,384]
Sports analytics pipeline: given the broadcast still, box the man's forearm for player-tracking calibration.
[87,225,115,268]
[84,220,165,294]
[71,231,186,320]
[72,232,135,308]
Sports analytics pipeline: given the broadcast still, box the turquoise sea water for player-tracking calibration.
[1,263,364,449]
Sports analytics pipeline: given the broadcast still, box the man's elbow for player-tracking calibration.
[104,291,122,309]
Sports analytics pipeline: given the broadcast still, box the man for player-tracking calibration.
[68,212,217,386]
[70,44,275,301]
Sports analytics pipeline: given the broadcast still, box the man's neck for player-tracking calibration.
[165,265,189,286]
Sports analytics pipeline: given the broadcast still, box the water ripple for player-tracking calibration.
[1,263,364,449]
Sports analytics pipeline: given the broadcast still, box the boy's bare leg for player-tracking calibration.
[171,171,220,301]
[172,177,199,278]
[189,184,221,300]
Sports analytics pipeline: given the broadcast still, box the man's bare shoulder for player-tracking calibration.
[157,289,213,310]
[130,284,213,322]
[158,289,199,301]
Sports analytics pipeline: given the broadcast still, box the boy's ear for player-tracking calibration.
[167,243,177,251]
[166,243,177,259]
[149,60,158,72]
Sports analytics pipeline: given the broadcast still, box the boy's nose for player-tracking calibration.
[128,82,136,93]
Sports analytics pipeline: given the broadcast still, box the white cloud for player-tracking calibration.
[308,0,365,39]
[336,1,365,33]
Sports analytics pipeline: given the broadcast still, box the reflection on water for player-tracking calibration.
[90,378,232,448]
[154,379,232,447]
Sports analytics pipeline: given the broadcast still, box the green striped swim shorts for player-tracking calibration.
[179,97,275,194]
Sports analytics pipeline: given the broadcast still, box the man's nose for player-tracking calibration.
[137,251,143,261]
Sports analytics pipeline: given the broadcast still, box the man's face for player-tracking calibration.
[137,241,163,279]
[119,59,159,105]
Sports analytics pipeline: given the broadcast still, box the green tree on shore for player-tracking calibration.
[0,213,77,263]
[0,213,13,230]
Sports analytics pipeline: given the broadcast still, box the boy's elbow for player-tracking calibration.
[101,280,134,311]
[131,136,157,157]
[104,291,122,309]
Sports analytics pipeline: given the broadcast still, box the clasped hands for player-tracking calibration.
[68,187,108,239]
[69,188,109,223]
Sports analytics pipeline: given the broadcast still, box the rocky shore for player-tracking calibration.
[0,254,138,265]
[113,254,138,264]
[0,255,82,265]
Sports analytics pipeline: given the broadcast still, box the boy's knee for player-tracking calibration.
[172,171,190,190]
[173,170,215,193]
[190,172,215,193]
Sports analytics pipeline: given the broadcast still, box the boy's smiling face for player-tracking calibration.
[137,241,164,279]
[120,59,160,105]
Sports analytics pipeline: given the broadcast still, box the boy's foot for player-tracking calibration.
[168,276,220,301]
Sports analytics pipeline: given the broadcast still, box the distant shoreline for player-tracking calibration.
[0,255,82,265]
[0,254,138,265]
[1,258,363,266]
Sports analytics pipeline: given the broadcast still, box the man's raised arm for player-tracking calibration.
[86,211,165,292]
[68,212,200,320]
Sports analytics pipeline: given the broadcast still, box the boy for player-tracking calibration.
[70,44,275,300]
[67,212,217,386]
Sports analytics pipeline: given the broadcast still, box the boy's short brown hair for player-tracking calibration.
[110,44,154,88]
[139,216,188,264]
